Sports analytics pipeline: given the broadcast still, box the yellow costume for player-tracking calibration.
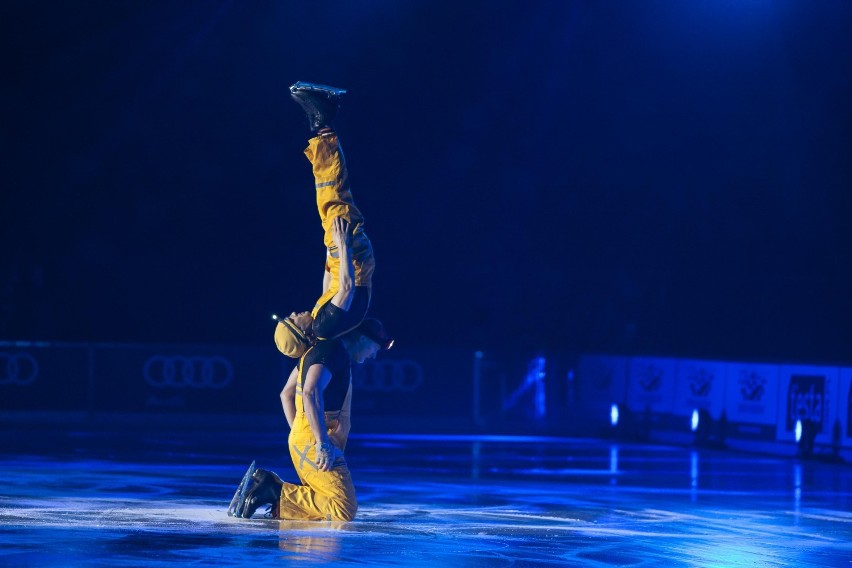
[306,134,375,331]
[277,340,357,521]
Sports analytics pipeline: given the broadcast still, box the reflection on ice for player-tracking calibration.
[1,434,850,567]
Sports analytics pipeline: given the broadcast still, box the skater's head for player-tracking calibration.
[273,311,315,358]
[288,311,314,331]
[343,318,393,364]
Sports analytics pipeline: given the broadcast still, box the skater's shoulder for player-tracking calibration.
[304,337,348,361]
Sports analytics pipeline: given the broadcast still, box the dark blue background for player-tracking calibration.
[2,1,851,361]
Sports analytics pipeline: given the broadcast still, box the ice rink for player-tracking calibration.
[1,427,850,566]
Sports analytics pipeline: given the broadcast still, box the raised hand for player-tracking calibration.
[330,216,351,249]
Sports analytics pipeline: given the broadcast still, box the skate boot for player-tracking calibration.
[238,468,284,519]
[289,81,346,132]
[227,461,256,518]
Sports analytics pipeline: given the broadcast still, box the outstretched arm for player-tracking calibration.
[302,364,335,471]
[330,216,355,311]
[280,366,298,428]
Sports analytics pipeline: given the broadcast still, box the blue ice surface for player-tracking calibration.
[0,429,850,567]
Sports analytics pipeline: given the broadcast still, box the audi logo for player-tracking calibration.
[0,352,39,386]
[354,359,423,392]
[143,355,233,389]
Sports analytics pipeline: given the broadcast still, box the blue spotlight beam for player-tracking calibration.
[502,356,547,420]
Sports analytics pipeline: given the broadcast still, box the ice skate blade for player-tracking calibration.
[227,460,257,518]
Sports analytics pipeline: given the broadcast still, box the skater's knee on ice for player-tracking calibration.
[331,505,356,522]
[327,498,357,522]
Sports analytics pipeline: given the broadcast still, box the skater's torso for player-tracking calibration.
[295,338,353,453]
[298,339,351,412]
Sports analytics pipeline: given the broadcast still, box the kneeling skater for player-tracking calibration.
[235,317,392,521]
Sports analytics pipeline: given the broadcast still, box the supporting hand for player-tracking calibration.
[330,216,351,249]
[315,439,334,472]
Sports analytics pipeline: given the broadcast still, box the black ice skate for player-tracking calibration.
[227,460,256,518]
[237,468,284,519]
[289,81,346,132]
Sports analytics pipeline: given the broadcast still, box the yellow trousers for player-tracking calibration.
[278,385,357,521]
[305,134,375,318]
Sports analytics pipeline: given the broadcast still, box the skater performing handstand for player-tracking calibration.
[228,82,392,521]
[272,81,376,359]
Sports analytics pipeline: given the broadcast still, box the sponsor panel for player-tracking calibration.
[724,363,779,425]
[626,357,677,413]
[577,355,629,408]
[0,352,39,387]
[0,346,89,411]
[351,347,470,418]
[143,355,234,389]
[92,345,283,413]
[353,359,423,393]
[840,368,852,448]
[673,359,727,417]
[776,365,839,444]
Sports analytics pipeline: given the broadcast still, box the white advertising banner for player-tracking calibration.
[578,355,629,407]
[840,368,852,448]
[626,357,677,413]
[724,363,780,425]
[576,355,628,408]
[776,365,839,444]
[673,359,727,418]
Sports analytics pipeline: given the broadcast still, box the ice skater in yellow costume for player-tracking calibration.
[237,317,393,521]
[235,82,393,522]
[273,82,376,359]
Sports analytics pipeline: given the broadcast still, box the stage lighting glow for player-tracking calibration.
[795,419,819,459]
[503,356,547,420]
[610,404,619,427]
[690,409,721,447]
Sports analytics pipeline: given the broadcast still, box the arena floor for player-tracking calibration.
[1,427,850,566]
